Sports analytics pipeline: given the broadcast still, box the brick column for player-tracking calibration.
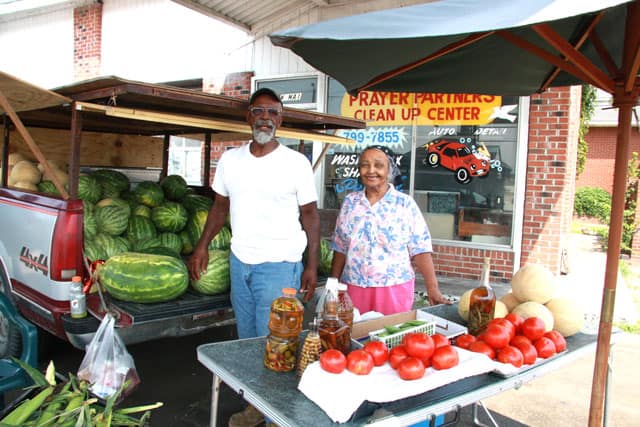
[521,86,582,274]
[632,183,640,262]
[73,2,103,82]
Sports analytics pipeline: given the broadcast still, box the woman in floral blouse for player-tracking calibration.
[330,145,451,315]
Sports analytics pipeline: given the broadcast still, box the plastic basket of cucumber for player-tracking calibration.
[368,320,435,349]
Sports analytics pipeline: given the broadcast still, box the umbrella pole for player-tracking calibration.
[588,96,635,426]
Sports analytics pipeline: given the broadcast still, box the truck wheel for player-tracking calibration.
[0,260,22,359]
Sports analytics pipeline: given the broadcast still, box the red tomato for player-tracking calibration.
[505,312,525,333]
[454,334,477,350]
[543,330,567,353]
[497,345,524,368]
[431,333,450,349]
[431,345,459,370]
[402,332,435,361]
[363,341,389,366]
[533,337,557,359]
[388,345,409,370]
[346,349,374,375]
[489,318,516,340]
[468,341,496,360]
[483,324,510,350]
[521,317,546,341]
[513,341,538,365]
[397,357,426,381]
[509,335,532,348]
[319,349,347,374]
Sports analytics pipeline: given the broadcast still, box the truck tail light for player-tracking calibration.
[50,202,84,281]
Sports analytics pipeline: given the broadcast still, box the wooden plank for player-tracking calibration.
[0,71,70,113]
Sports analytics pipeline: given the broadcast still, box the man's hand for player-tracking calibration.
[188,246,209,281]
[299,267,317,302]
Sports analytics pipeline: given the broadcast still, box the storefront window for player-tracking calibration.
[326,78,520,246]
[168,136,203,185]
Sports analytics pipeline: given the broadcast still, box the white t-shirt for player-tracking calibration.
[212,143,318,264]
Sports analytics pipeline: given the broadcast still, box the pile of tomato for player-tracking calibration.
[319,331,460,381]
[454,313,567,368]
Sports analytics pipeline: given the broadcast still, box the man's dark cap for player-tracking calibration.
[249,88,282,106]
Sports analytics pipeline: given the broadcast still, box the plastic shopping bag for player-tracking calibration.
[77,314,140,400]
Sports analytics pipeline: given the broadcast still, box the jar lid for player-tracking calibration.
[337,283,347,291]
[283,287,297,296]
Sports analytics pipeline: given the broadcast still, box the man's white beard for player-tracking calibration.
[253,121,276,145]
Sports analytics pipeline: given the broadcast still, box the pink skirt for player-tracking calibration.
[346,280,415,316]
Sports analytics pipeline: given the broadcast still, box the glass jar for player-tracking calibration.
[318,287,350,355]
[337,283,354,330]
[468,257,496,335]
[264,288,304,372]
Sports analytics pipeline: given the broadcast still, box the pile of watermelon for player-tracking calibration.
[72,170,232,302]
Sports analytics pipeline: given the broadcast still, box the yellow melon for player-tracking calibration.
[511,264,557,304]
[494,300,509,318]
[512,301,554,332]
[545,297,584,337]
[499,292,521,312]
[457,289,473,321]
[10,161,41,185]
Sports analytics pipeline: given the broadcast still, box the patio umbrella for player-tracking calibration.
[270,1,640,425]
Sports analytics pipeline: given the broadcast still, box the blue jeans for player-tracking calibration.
[229,251,302,339]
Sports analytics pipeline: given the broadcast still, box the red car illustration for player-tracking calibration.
[423,140,490,184]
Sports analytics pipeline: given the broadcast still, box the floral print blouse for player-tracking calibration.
[331,185,433,288]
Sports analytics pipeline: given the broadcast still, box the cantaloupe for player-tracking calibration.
[10,160,41,184]
[8,152,27,166]
[512,301,554,332]
[499,292,521,312]
[43,167,69,186]
[511,264,557,304]
[494,300,509,318]
[545,297,584,337]
[458,289,473,321]
[12,181,39,191]
[38,159,68,173]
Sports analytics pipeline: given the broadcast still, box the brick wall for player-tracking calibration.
[73,2,102,82]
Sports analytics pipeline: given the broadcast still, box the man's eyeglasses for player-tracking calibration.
[249,106,282,118]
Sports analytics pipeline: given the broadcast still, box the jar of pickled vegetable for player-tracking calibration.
[264,287,304,372]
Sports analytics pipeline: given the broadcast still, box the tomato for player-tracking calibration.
[431,333,450,349]
[543,330,567,353]
[497,345,524,368]
[397,357,426,381]
[346,349,375,375]
[363,341,389,366]
[521,317,546,341]
[388,345,409,370]
[483,324,510,350]
[513,341,538,365]
[431,345,459,370]
[533,337,557,359]
[509,335,532,348]
[489,318,516,340]
[319,349,347,374]
[402,332,435,361]
[454,334,476,350]
[505,312,525,333]
[468,341,496,360]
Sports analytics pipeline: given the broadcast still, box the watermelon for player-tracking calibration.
[137,246,181,258]
[179,230,194,255]
[209,225,232,250]
[152,202,188,232]
[94,233,130,259]
[95,205,130,236]
[181,194,213,214]
[84,239,107,262]
[83,210,98,239]
[186,209,209,245]
[158,232,183,254]
[92,169,131,198]
[131,236,163,252]
[98,252,188,303]
[82,200,95,215]
[77,175,102,204]
[160,174,189,201]
[37,180,60,196]
[319,239,333,275]
[132,204,152,218]
[126,215,157,242]
[134,181,165,208]
[191,249,230,295]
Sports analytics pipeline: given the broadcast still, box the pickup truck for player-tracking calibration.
[0,73,362,356]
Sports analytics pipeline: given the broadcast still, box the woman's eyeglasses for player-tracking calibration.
[249,106,282,118]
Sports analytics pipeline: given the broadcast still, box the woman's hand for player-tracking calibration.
[425,287,453,306]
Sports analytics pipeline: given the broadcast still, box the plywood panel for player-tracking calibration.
[8,127,164,168]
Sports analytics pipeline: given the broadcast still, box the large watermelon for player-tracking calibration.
[186,209,209,245]
[152,202,188,232]
[132,204,152,218]
[160,174,189,201]
[84,239,107,262]
[191,249,230,295]
[126,215,157,242]
[134,181,165,208]
[181,194,212,214]
[83,210,98,239]
[98,252,188,303]
[37,180,60,196]
[94,233,130,259]
[179,230,194,255]
[158,232,182,254]
[95,205,130,236]
[77,175,102,204]
[209,226,232,250]
[131,236,163,252]
[137,246,181,258]
[92,169,131,197]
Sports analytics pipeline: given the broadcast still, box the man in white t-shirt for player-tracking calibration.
[188,88,320,340]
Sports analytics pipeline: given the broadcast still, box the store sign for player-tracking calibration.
[340,92,504,126]
[280,92,303,103]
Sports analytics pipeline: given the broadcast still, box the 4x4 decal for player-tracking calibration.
[19,246,49,276]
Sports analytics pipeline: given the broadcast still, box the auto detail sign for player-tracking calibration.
[340,92,504,125]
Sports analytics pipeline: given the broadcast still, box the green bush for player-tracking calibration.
[574,187,611,222]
